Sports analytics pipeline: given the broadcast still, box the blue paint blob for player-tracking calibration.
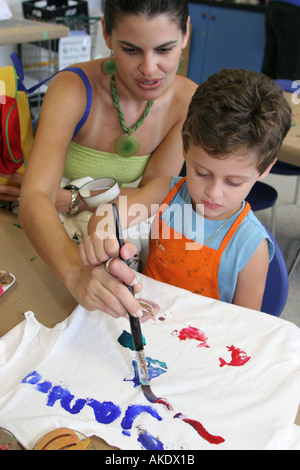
[46,385,87,414]
[121,404,162,434]
[118,330,146,351]
[22,370,42,385]
[137,429,164,450]
[87,399,121,424]
[36,381,52,393]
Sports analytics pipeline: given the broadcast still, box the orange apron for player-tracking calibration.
[143,177,250,300]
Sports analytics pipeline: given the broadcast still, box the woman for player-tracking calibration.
[18,0,196,312]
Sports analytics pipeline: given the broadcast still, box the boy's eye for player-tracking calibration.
[226,180,242,187]
[196,171,210,178]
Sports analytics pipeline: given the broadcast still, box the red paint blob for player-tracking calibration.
[172,326,210,348]
[219,345,250,367]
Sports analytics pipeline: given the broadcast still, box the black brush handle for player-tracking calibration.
[112,203,144,352]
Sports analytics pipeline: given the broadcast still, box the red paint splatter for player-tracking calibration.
[174,413,225,445]
[155,403,225,445]
[219,345,250,367]
[172,326,210,348]
[154,398,174,411]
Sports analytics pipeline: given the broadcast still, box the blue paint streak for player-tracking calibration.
[22,370,41,385]
[36,381,52,393]
[21,371,121,424]
[121,404,162,434]
[137,429,164,450]
[87,399,121,424]
[125,357,168,387]
[47,385,87,414]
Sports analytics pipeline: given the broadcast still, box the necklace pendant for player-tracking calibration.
[115,129,140,157]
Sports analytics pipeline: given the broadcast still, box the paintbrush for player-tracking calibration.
[112,203,159,402]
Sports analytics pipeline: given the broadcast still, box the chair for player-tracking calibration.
[272,79,300,204]
[261,226,289,317]
[245,181,278,236]
[270,160,300,204]
[288,244,300,279]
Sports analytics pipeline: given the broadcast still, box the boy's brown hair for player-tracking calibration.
[182,68,292,174]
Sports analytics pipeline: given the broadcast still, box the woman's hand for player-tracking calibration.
[0,173,22,202]
[0,174,89,213]
[77,233,143,319]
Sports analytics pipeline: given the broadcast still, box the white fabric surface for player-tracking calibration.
[0,273,299,450]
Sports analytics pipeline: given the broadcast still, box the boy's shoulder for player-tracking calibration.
[238,205,275,261]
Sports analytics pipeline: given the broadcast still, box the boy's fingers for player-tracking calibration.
[119,242,137,261]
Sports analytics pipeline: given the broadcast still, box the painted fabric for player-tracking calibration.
[0,273,299,450]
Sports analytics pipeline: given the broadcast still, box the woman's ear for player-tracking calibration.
[257,158,277,181]
[182,16,190,50]
[101,17,112,49]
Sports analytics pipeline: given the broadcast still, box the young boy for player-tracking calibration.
[79,68,291,318]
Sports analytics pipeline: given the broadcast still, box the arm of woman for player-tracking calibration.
[18,72,100,308]
[233,239,269,311]
[77,176,172,317]
[139,77,197,187]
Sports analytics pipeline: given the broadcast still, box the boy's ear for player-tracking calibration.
[257,158,277,181]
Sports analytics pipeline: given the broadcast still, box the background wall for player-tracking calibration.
[0,0,106,66]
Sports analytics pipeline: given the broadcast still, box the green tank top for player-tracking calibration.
[64,141,151,186]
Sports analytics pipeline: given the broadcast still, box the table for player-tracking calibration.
[278,92,300,167]
[0,17,69,46]
[0,208,119,449]
[0,208,299,449]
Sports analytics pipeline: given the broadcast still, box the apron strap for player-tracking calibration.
[160,176,187,210]
[218,201,251,257]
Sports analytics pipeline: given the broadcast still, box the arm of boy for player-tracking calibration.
[233,239,269,311]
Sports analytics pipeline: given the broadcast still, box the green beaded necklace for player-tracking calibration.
[110,75,154,157]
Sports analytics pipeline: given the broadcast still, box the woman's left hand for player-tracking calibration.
[0,172,22,202]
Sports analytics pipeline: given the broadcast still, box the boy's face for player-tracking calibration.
[184,145,273,221]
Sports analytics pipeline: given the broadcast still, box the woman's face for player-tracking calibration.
[103,13,189,101]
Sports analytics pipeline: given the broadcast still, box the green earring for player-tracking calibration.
[103,52,117,76]
[177,52,183,74]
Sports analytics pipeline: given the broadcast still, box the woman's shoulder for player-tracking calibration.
[49,59,107,90]
[172,75,198,101]
[157,75,197,122]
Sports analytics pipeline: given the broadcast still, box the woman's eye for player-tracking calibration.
[122,47,138,54]
[156,47,174,54]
